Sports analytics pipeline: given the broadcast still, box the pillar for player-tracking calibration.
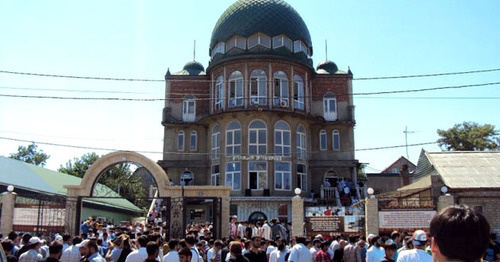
[65,196,79,236]
[169,197,184,238]
[1,190,17,235]
[437,195,455,213]
[291,195,304,237]
[364,197,379,237]
[221,196,230,238]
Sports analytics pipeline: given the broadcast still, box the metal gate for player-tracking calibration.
[14,194,68,237]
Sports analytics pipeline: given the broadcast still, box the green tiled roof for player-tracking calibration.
[0,156,142,213]
[210,0,312,49]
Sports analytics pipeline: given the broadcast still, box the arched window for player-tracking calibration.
[333,130,340,151]
[177,131,185,151]
[228,71,243,107]
[323,93,337,121]
[273,71,289,107]
[248,120,267,155]
[211,125,220,159]
[190,131,197,151]
[215,76,224,110]
[274,121,291,156]
[320,129,327,151]
[250,69,267,105]
[181,171,194,186]
[226,121,241,156]
[296,125,306,159]
[248,211,267,224]
[293,75,304,110]
[182,95,196,122]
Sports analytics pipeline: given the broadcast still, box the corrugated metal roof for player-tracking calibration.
[425,151,500,189]
[0,156,142,212]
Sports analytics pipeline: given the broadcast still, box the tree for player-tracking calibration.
[9,143,50,166]
[437,122,499,151]
[58,152,100,178]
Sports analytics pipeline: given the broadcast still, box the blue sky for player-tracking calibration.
[1,0,499,172]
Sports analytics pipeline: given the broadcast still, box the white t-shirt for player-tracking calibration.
[288,243,311,262]
[262,223,272,240]
[125,247,148,262]
[396,249,432,262]
[163,250,180,262]
[206,248,221,262]
[366,245,385,262]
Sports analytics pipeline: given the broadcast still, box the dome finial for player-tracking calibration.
[325,39,328,60]
[193,40,196,61]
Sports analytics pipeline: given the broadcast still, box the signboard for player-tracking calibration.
[379,210,436,229]
[305,216,344,237]
[231,155,283,161]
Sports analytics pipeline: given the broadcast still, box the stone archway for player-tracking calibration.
[63,151,232,238]
[64,151,171,235]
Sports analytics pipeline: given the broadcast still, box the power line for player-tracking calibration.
[0,81,498,101]
[0,86,150,94]
[1,67,499,82]
[0,136,437,154]
[0,70,164,82]
[353,68,500,80]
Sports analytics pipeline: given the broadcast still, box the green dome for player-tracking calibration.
[316,60,338,74]
[210,0,312,50]
[176,61,205,75]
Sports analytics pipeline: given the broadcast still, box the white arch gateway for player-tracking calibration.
[63,151,231,238]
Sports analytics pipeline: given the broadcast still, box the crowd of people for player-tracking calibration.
[0,205,498,262]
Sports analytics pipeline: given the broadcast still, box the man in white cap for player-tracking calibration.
[396,230,431,262]
[19,236,43,262]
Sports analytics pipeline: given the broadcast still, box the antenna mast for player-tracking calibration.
[403,126,415,159]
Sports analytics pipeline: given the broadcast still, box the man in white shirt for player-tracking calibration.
[366,236,385,262]
[206,240,223,262]
[288,236,311,262]
[397,230,431,262]
[185,235,203,262]
[262,221,272,240]
[125,236,149,262]
[164,239,180,262]
[60,237,83,262]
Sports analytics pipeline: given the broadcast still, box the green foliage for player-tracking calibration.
[9,143,50,166]
[58,152,100,178]
[437,122,499,151]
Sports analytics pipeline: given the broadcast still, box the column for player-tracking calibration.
[1,190,17,235]
[65,196,79,236]
[221,196,230,238]
[291,195,304,237]
[169,197,184,238]
[364,197,379,238]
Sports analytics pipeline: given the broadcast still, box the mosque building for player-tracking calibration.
[159,0,360,223]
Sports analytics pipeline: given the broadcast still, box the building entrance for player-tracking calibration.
[63,151,231,239]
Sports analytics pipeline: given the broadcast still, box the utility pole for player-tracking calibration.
[403,126,415,159]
